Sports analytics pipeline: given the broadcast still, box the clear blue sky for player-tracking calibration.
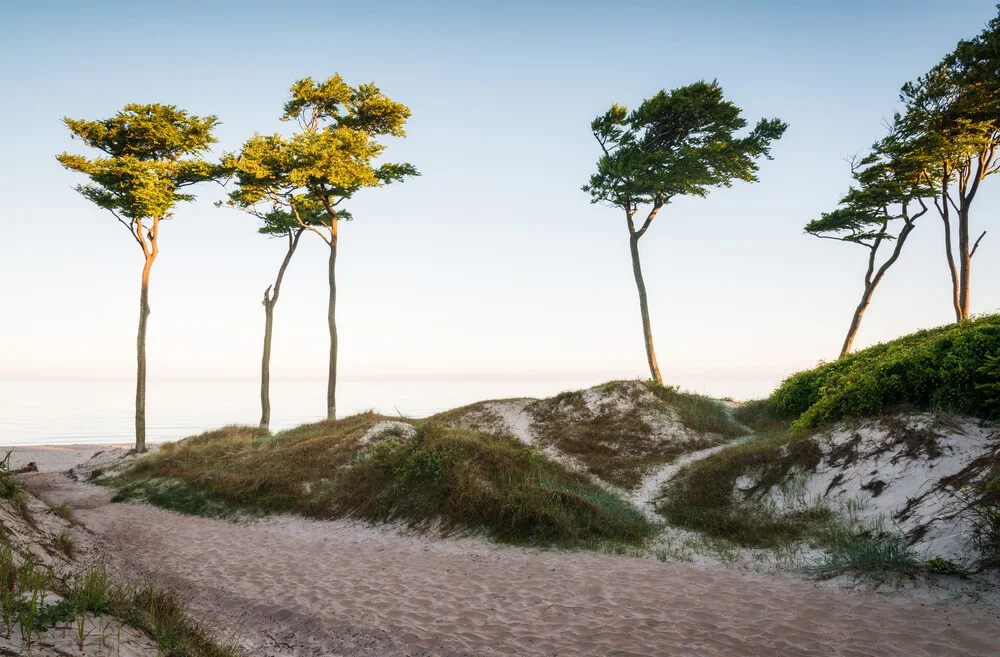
[1,0,998,398]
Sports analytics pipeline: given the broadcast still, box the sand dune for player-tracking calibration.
[17,466,999,657]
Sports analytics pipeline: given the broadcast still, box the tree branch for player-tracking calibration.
[970,230,987,259]
[290,201,330,245]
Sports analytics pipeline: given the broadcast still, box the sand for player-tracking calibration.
[11,447,1000,656]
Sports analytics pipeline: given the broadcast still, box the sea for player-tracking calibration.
[0,373,779,446]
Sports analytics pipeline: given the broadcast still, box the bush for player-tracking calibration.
[767,314,1000,429]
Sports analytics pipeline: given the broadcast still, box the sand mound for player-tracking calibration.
[436,381,741,491]
[764,414,999,564]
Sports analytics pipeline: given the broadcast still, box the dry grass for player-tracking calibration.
[656,430,830,547]
[106,414,656,548]
[526,381,745,489]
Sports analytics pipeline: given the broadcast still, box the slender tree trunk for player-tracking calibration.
[327,222,339,420]
[840,221,916,358]
[135,256,154,453]
[939,174,963,322]
[958,205,971,321]
[261,300,275,430]
[259,230,304,431]
[628,234,662,384]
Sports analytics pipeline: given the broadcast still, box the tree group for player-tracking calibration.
[808,9,999,356]
[56,7,999,451]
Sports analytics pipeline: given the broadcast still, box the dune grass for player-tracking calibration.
[805,525,921,579]
[655,430,831,547]
[106,413,656,548]
[0,492,239,655]
[526,381,746,489]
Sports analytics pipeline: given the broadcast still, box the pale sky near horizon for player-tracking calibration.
[1,0,998,400]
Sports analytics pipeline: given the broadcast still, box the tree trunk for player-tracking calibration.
[958,206,971,321]
[260,300,275,431]
[628,234,663,384]
[259,230,303,431]
[327,224,339,420]
[841,221,917,358]
[939,175,963,322]
[841,290,872,359]
[135,256,153,454]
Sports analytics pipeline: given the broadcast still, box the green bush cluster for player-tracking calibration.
[768,314,1000,429]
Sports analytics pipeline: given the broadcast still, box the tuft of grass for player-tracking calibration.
[732,398,795,433]
[63,560,243,657]
[656,430,830,547]
[768,314,1000,430]
[807,525,921,579]
[647,383,746,438]
[54,530,75,559]
[106,417,655,549]
[51,502,74,521]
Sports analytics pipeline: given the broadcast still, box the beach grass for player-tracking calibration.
[105,413,657,548]
[655,429,833,547]
[446,380,747,490]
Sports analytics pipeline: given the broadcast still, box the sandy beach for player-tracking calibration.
[4,445,996,657]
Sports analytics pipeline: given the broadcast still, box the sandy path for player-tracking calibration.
[15,471,999,657]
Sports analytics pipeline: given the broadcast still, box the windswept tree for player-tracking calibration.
[806,130,931,357]
[219,171,310,429]
[899,8,1000,321]
[583,81,786,384]
[222,135,337,430]
[57,104,220,452]
[226,76,417,419]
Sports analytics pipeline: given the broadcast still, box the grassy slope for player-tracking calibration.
[107,413,656,548]
[433,380,746,490]
[657,319,1000,570]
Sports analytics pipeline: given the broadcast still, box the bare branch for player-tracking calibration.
[970,231,987,259]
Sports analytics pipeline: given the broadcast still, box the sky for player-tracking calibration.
[1,0,998,401]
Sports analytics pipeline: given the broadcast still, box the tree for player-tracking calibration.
[583,81,786,383]
[899,8,1000,321]
[57,104,220,452]
[219,188,307,430]
[806,129,931,357]
[226,76,418,420]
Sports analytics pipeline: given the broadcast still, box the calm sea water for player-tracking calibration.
[0,374,778,446]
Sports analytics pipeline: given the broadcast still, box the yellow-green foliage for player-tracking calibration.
[108,414,655,548]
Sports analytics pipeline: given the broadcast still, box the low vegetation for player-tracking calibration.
[806,523,921,579]
[0,472,241,655]
[0,547,240,656]
[437,380,746,490]
[105,413,656,548]
[765,314,1000,430]
[655,431,831,547]
[965,468,1000,570]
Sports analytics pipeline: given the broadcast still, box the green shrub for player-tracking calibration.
[767,314,1000,429]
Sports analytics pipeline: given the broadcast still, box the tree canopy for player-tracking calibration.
[57,104,219,229]
[223,75,418,236]
[583,80,787,220]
